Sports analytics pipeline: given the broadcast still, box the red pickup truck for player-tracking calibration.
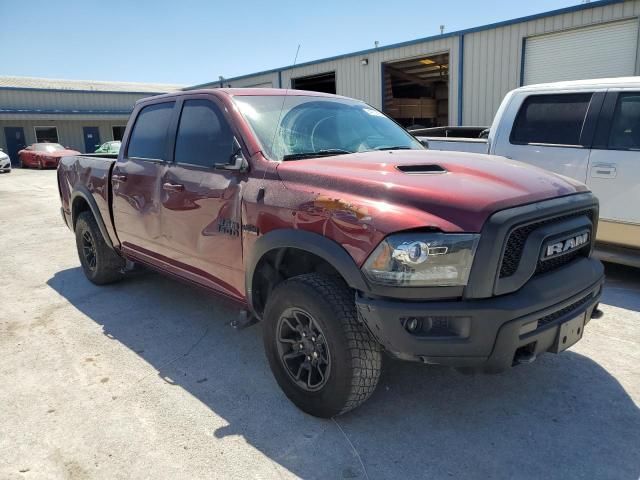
[58,88,605,417]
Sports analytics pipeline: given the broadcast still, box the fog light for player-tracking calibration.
[405,317,422,333]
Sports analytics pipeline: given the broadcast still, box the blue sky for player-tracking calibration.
[1,0,578,87]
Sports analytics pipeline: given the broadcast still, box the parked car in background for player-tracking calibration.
[58,88,604,417]
[0,149,11,173]
[19,143,80,169]
[94,141,121,154]
[413,77,640,268]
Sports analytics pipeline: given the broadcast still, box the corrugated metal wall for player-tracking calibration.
[226,72,279,88]
[212,0,640,129]
[224,38,460,124]
[0,87,153,156]
[0,89,147,112]
[462,0,640,125]
[0,119,128,154]
[281,36,460,124]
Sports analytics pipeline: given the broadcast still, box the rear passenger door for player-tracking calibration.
[587,90,640,247]
[494,92,604,182]
[112,100,175,259]
[160,96,246,299]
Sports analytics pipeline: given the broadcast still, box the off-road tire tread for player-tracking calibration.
[75,211,124,285]
[273,273,382,416]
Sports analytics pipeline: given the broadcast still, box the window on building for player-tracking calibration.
[174,99,234,167]
[34,126,59,143]
[112,126,126,141]
[127,102,175,160]
[291,72,336,94]
[510,93,592,146]
[608,93,640,150]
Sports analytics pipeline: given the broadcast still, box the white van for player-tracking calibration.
[416,77,640,267]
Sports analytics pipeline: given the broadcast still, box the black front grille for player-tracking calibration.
[535,244,590,275]
[499,209,594,278]
[537,293,593,328]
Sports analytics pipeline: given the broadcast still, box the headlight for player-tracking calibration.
[362,233,480,287]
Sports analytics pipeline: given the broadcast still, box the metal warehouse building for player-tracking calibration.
[189,0,640,129]
[0,77,182,165]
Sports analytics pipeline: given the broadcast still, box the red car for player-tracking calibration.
[19,143,80,169]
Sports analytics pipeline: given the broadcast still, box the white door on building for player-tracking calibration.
[523,19,639,86]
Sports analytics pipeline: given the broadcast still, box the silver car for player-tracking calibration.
[0,149,11,173]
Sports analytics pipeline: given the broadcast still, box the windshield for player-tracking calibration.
[233,95,423,161]
[34,143,65,152]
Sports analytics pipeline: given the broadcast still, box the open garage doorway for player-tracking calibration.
[291,72,336,94]
[382,53,449,128]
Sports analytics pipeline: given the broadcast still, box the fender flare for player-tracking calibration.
[70,187,115,250]
[245,229,369,313]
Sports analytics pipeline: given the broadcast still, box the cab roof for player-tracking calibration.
[140,88,352,104]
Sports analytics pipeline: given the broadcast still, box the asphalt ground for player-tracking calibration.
[1,168,638,479]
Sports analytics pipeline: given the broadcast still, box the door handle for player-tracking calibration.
[162,182,185,192]
[590,164,617,179]
[112,174,128,182]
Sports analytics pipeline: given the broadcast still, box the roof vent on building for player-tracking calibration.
[396,164,446,174]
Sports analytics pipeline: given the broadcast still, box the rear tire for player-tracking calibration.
[263,273,382,417]
[75,211,124,285]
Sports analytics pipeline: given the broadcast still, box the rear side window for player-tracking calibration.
[174,99,234,167]
[608,93,640,150]
[127,102,175,160]
[510,93,592,146]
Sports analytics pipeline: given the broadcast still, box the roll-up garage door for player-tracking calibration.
[523,19,639,85]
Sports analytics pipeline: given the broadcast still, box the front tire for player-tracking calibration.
[263,273,382,417]
[75,211,124,285]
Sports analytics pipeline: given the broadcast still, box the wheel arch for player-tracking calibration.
[71,187,115,250]
[246,229,369,318]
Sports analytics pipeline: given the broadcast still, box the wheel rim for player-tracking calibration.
[276,308,331,392]
[81,230,97,271]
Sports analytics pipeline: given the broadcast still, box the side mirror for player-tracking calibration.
[215,139,248,172]
[420,139,429,148]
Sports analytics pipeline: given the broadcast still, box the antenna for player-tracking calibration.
[258,44,301,197]
[269,44,301,158]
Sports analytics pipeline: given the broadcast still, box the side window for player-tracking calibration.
[127,102,175,160]
[608,93,640,151]
[510,93,592,146]
[174,99,235,167]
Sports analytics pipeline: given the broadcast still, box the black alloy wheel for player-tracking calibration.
[276,307,331,391]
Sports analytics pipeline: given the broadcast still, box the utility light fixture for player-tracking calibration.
[361,58,369,66]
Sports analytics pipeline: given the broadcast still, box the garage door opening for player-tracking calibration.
[291,72,336,94]
[383,53,449,128]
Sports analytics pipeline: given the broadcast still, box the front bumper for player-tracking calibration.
[356,258,604,372]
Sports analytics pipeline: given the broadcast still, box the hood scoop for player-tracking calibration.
[396,164,446,174]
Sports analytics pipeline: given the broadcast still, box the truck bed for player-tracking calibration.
[416,136,489,154]
[57,153,118,247]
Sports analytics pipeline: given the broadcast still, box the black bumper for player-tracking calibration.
[356,258,604,372]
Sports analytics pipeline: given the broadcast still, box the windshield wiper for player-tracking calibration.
[282,149,354,161]
[373,145,413,151]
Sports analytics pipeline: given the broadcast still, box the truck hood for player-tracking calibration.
[275,149,588,232]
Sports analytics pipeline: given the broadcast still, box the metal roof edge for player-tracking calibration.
[0,86,171,95]
[186,0,625,89]
[0,108,132,115]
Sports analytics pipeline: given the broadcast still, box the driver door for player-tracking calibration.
[160,96,246,299]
